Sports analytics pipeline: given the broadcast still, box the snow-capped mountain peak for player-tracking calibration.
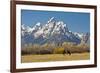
[21,24,26,30]
[35,22,41,26]
[21,24,32,36]
[47,17,55,23]
[21,17,89,45]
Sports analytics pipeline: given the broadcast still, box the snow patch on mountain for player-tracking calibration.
[21,17,89,45]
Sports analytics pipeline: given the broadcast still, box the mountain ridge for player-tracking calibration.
[21,17,89,45]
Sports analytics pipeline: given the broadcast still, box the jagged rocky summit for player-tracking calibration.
[21,17,89,45]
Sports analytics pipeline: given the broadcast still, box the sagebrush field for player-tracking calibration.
[21,42,90,63]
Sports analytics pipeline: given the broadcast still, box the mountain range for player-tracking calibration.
[21,17,89,46]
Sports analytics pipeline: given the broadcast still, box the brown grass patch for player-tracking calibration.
[21,52,90,63]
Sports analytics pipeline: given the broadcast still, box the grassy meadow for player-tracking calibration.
[21,42,90,63]
[21,53,90,63]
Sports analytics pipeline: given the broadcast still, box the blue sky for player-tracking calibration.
[21,10,90,33]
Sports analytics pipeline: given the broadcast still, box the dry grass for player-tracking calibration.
[21,52,90,63]
[22,43,90,55]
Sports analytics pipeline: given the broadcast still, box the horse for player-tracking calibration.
[63,49,71,55]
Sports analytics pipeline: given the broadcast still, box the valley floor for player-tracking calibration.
[21,52,90,63]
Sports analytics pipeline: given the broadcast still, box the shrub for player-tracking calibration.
[53,47,64,54]
[21,42,90,55]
